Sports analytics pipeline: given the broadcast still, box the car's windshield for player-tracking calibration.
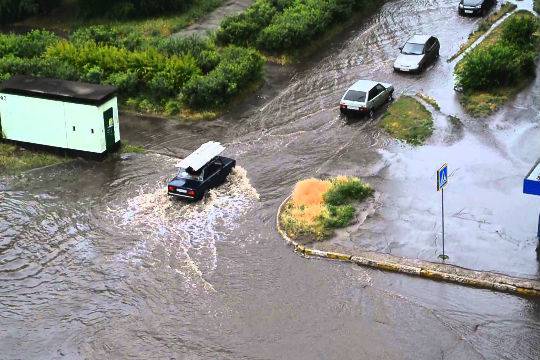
[178,168,201,181]
[402,42,424,55]
[344,90,366,102]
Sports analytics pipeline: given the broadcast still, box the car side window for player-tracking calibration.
[426,38,435,51]
[368,87,377,101]
[375,84,385,94]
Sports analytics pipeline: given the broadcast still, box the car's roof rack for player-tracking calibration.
[176,141,225,171]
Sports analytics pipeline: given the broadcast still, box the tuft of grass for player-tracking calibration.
[380,96,434,145]
[279,177,373,241]
[416,93,441,111]
[460,90,508,117]
[0,142,68,173]
[323,177,374,206]
[448,2,517,62]
[120,141,145,154]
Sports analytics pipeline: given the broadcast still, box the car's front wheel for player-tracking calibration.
[369,109,375,118]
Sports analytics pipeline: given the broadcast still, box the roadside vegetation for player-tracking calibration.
[0,30,264,118]
[0,142,68,173]
[120,142,145,154]
[216,0,382,58]
[535,0,539,14]
[416,93,440,111]
[380,96,433,145]
[448,2,516,62]
[279,177,373,241]
[455,11,540,117]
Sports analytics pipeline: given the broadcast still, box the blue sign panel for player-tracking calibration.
[524,160,540,196]
[437,164,448,191]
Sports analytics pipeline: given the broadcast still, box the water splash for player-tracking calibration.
[106,167,259,291]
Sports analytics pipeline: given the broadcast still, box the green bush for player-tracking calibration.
[0,30,59,58]
[457,43,536,91]
[456,14,539,92]
[321,204,356,228]
[217,0,375,53]
[216,0,277,47]
[71,25,145,51]
[44,41,201,94]
[501,15,539,49]
[153,36,221,73]
[183,46,264,109]
[323,177,374,206]
[105,71,140,93]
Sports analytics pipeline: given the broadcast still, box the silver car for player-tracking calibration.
[394,35,440,73]
[339,80,394,117]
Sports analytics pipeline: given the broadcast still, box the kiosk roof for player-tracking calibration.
[0,75,117,105]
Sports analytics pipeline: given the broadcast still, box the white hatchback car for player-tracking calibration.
[339,80,394,117]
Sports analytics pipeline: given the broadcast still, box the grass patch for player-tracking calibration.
[449,2,516,62]
[416,93,440,111]
[380,96,433,145]
[0,142,68,173]
[120,142,145,154]
[279,177,373,241]
[455,10,540,117]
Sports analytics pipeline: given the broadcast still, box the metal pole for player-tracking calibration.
[442,188,445,257]
[438,188,448,260]
[537,212,540,259]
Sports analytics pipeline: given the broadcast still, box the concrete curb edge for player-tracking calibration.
[276,195,540,297]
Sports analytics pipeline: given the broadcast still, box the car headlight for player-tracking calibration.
[475,5,482,8]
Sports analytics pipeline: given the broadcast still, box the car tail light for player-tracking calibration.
[340,103,347,109]
[187,190,196,197]
[168,185,176,192]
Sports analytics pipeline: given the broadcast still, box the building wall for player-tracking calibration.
[0,93,68,149]
[0,93,120,153]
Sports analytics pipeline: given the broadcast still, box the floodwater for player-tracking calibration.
[1,0,540,359]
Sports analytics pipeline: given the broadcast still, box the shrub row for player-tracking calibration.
[216,0,377,53]
[182,46,264,109]
[0,30,264,114]
[456,14,539,92]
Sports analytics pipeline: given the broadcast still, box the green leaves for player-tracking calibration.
[456,14,539,92]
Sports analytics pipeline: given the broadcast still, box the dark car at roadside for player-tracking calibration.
[458,0,496,16]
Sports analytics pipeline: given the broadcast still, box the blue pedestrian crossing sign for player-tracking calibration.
[437,164,448,191]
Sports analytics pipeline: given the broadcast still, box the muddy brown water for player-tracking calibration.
[1,0,540,359]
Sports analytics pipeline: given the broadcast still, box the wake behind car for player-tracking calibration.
[340,80,394,117]
[167,141,236,201]
[394,35,440,73]
[458,0,495,16]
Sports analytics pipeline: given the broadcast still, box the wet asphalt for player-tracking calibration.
[1,0,540,359]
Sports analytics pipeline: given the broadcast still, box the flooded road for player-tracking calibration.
[2,0,540,359]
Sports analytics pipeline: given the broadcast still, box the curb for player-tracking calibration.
[276,195,540,297]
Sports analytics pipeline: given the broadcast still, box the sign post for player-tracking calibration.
[523,160,540,257]
[437,164,449,260]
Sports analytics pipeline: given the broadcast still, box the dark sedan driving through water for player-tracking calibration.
[167,142,236,201]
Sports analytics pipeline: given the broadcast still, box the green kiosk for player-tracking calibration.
[0,75,120,155]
